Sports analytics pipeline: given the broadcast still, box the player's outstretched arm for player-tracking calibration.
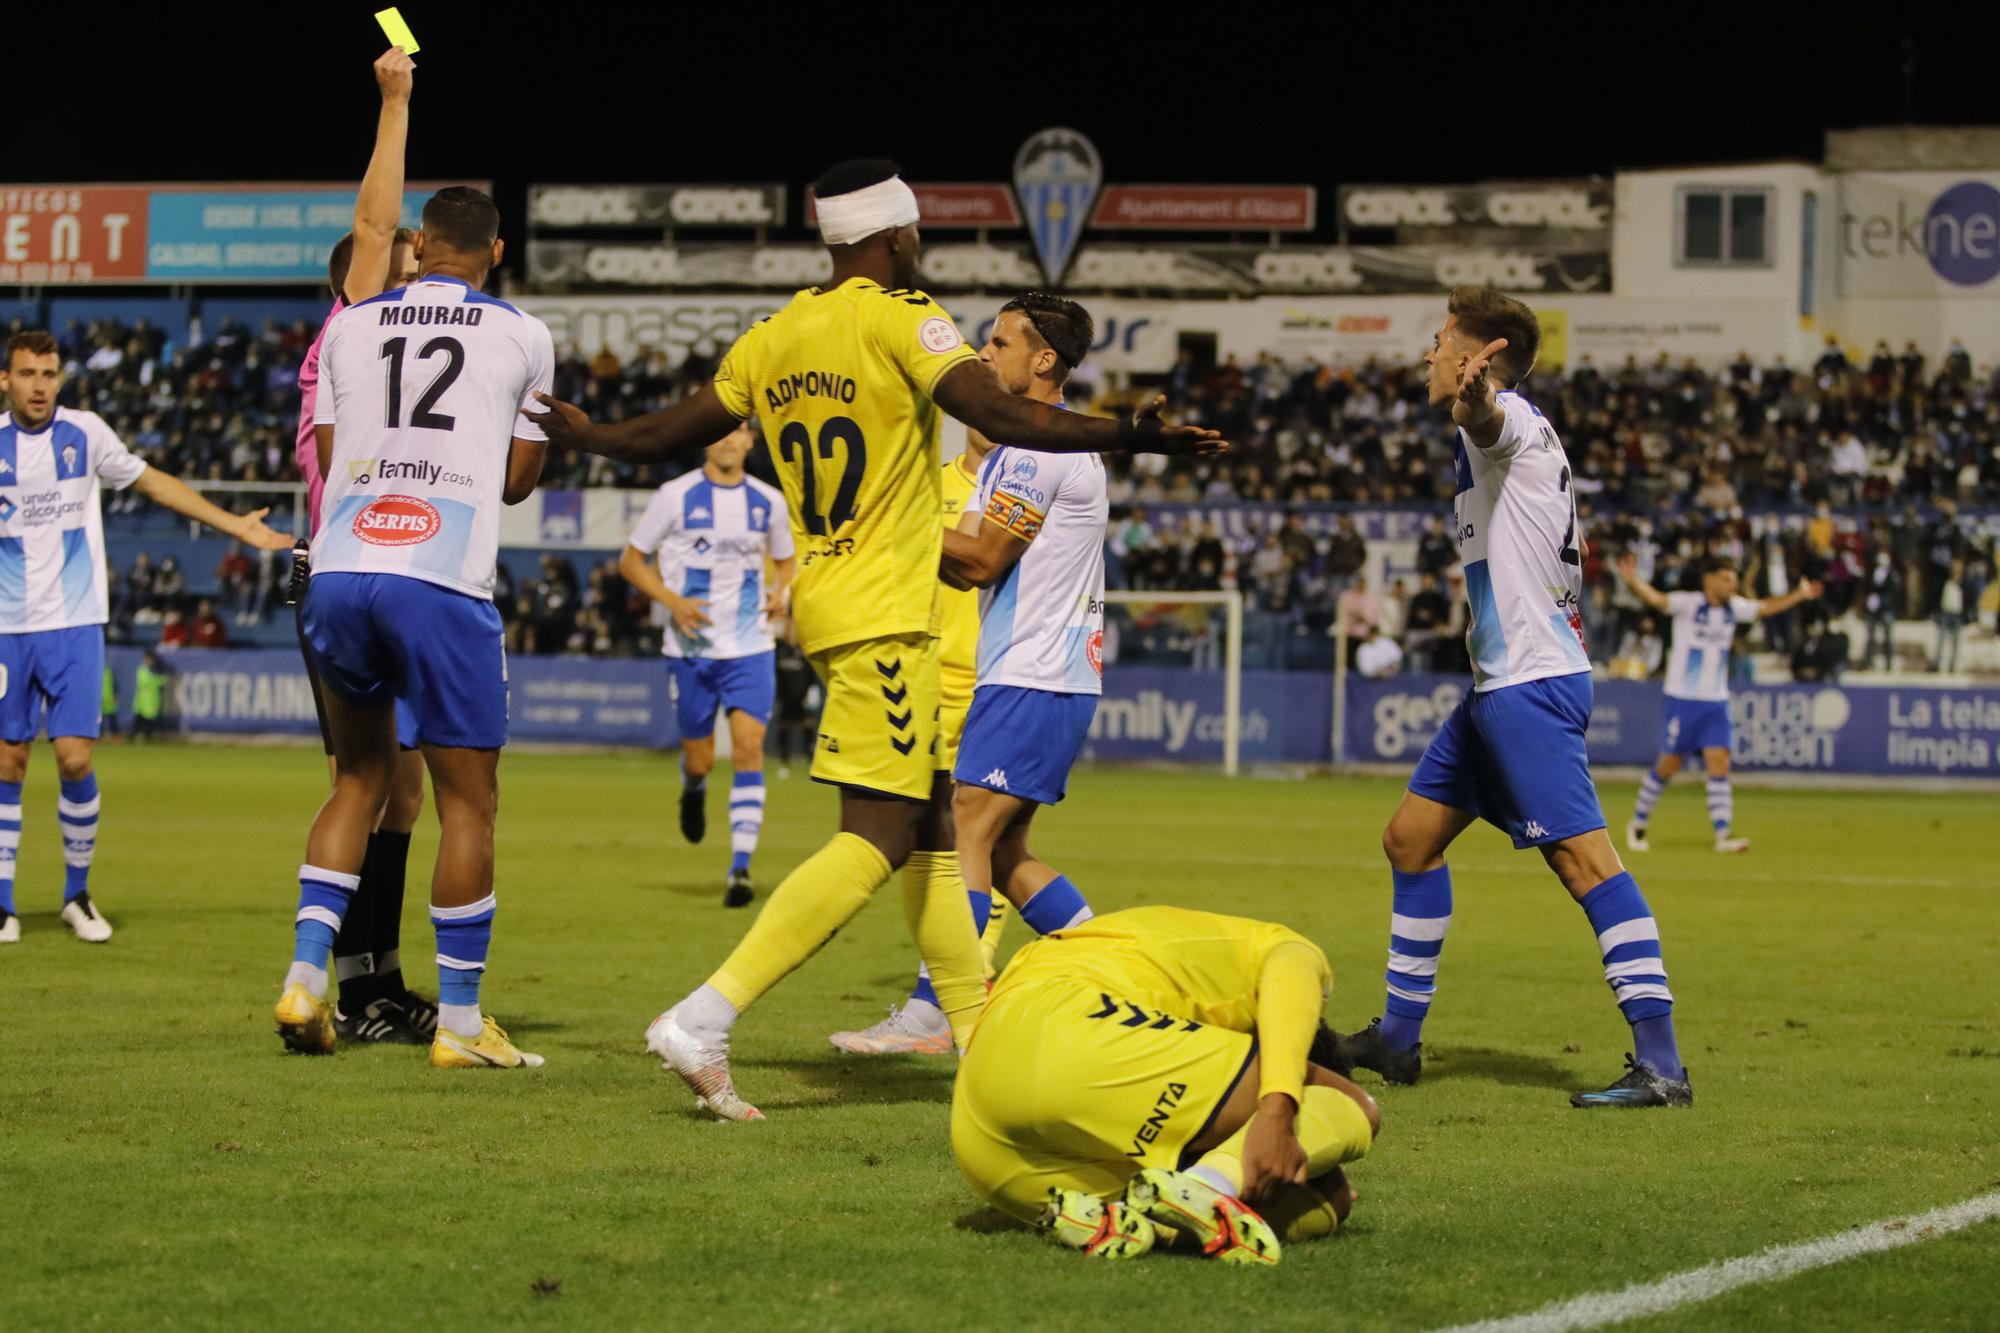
[522,385,742,465]
[1758,578,1823,618]
[932,362,1226,457]
[130,468,293,551]
[1615,552,1672,614]
[344,48,415,305]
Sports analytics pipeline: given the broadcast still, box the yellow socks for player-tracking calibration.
[1192,1083,1375,1221]
[900,850,987,1047]
[710,832,890,1012]
[980,893,1009,974]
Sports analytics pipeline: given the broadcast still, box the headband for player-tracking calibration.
[817,177,920,246]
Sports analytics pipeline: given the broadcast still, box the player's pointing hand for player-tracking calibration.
[374,47,415,100]
[524,393,592,447]
[1457,337,1508,413]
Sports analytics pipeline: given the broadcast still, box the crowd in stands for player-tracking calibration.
[19,312,1998,678]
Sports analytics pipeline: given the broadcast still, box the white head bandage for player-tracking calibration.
[816,176,921,246]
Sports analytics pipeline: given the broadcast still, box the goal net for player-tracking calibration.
[1090,590,1244,776]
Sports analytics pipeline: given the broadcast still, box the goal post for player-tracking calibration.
[1097,589,1243,777]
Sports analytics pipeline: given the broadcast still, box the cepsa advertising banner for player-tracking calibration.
[0,183,486,284]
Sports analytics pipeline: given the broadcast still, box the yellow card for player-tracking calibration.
[375,7,421,54]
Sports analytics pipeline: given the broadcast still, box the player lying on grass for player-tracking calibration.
[831,294,1107,1054]
[954,905,1379,1265]
[1614,552,1820,854]
[1326,287,1693,1109]
[0,331,291,947]
[525,160,1224,1121]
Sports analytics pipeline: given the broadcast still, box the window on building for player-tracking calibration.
[1675,187,1772,267]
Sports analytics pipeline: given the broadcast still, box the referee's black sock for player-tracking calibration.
[369,829,416,997]
[332,833,385,1013]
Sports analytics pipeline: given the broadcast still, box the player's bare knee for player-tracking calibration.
[0,740,28,784]
[1381,820,1433,874]
[682,745,715,779]
[53,743,94,784]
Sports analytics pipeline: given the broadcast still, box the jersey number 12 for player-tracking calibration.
[380,336,464,430]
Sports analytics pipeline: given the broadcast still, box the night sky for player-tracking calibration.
[11,9,1989,245]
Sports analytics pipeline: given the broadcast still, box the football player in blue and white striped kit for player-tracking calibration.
[620,422,795,907]
[0,331,291,946]
[1326,288,1692,1109]
[1615,552,1820,854]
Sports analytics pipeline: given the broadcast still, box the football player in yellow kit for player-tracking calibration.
[827,295,1097,1055]
[527,160,1222,1120]
[953,906,1381,1265]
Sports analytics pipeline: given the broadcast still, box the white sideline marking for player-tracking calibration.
[1435,1190,2000,1333]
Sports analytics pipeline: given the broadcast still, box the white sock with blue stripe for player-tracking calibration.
[1379,865,1451,1050]
[1705,777,1733,835]
[1632,768,1669,828]
[728,771,765,875]
[285,864,361,998]
[434,893,498,1039]
[0,780,20,917]
[59,775,100,904]
[1579,872,1683,1079]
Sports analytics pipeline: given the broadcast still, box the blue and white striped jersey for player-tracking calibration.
[628,471,794,660]
[1663,591,1760,702]
[1451,391,1591,693]
[0,408,148,633]
[972,445,1107,696]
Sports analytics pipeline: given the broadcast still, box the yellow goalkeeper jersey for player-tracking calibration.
[711,278,981,656]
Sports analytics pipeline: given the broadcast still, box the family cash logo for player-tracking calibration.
[1014,128,1101,286]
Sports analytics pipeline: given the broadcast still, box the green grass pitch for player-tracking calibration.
[2,746,1996,1329]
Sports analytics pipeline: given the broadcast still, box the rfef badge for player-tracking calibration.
[1013,128,1101,287]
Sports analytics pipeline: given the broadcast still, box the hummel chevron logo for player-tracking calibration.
[885,709,913,731]
[880,682,908,706]
[890,736,916,755]
[982,768,1008,789]
[1085,993,1203,1032]
[875,659,902,680]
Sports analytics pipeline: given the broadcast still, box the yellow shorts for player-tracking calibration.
[936,680,973,775]
[808,632,941,802]
[950,977,1254,1223]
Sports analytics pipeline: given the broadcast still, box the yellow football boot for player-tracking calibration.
[430,1015,545,1069]
[274,983,335,1055]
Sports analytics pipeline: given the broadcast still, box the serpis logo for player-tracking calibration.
[1924,182,2000,287]
[352,495,442,547]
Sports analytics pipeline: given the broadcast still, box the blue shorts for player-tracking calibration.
[1408,672,1606,850]
[1661,697,1732,756]
[953,684,1098,807]
[301,572,507,750]
[0,626,105,741]
[668,652,776,739]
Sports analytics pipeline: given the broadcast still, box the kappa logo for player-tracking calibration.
[1523,820,1548,839]
[982,768,1009,789]
[352,494,442,547]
